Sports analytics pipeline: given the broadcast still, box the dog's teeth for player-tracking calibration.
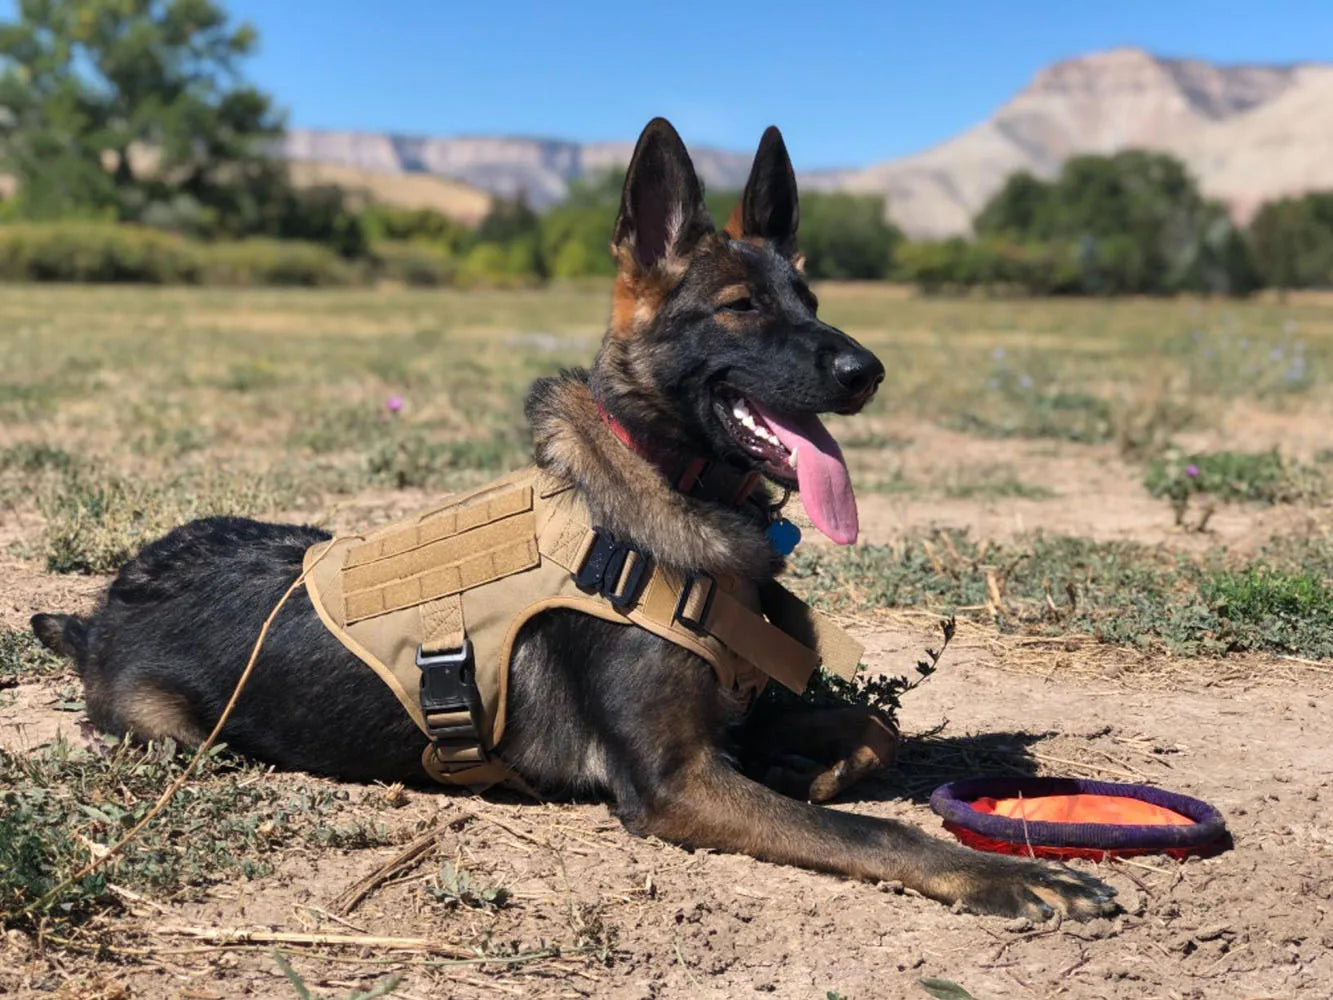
[790,448,799,469]
[741,414,756,430]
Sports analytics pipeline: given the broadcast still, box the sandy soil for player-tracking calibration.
[3,429,1331,1000]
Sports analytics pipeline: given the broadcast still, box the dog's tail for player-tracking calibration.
[31,613,90,669]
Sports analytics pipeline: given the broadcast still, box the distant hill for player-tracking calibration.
[276,130,755,209]
[272,48,1333,238]
[811,48,1333,236]
[286,161,493,226]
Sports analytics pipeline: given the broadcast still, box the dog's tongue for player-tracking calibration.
[750,401,858,545]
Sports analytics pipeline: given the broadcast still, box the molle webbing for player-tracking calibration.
[302,466,864,789]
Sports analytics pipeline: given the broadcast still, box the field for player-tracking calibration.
[2,283,1331,999]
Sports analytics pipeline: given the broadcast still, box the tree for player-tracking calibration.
[967,151,1256,295]
[974,171,1055,239]
[538,170,621,278]
[797,192,901,280]
[0,0,282,233]
[1248,192,1333,290]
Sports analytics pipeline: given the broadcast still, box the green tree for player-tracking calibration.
[1247,192,1333,290]
[475,194,541,245]
[539,170,621,278]
[0,0,282,233]
[966,151,1256,295]
[798,192,901,280]
[974,171,1055,239]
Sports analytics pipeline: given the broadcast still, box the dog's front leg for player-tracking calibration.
[628,753,1116,921]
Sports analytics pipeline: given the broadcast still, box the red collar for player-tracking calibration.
[597,402,760,506]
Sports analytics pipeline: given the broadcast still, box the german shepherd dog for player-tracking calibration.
[33,119,1115,921]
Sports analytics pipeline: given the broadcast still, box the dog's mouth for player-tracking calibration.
[714,391,859,545]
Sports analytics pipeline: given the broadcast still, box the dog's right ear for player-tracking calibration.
[612,118,713,275]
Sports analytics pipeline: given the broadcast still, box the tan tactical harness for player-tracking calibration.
[303,466,863,789]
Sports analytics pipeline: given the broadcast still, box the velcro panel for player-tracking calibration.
[340,481,539,623]
[344,485,533,572]
[344,533,538,623]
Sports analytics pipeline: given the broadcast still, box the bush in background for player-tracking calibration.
[371,240,457,286]
[0,222,355,286]
[0,222,201,283]
[197,238,355,286]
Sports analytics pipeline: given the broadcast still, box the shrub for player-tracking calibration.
[1144,448,1323,506]
[195,238,356,287]
[0,222,359,286]
[456,240,542,289]
[371,240,457,286]
[0,221,200,282]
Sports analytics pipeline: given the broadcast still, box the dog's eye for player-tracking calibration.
[720,296,756,314]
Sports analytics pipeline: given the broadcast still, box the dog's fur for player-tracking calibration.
[32,119,1116,921]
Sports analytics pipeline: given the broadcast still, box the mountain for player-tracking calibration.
[819,48,1333,236]
[278,131,754,209]
[278,48,1333,237]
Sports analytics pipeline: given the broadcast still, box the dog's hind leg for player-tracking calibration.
[114,682,208,746]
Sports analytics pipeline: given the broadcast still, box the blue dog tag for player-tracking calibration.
[766,518,802,555]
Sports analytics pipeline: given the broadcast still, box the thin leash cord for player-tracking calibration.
[23,538,344,920]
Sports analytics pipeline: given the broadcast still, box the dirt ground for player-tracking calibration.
[3,433,1330,1000]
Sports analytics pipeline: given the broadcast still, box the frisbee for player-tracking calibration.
[929,776,1228,861]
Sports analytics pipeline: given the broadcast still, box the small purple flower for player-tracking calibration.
[1019,373,1033,390]
[386,395,404,414]
[991,347,1006,361]
[1185,464,1200,479]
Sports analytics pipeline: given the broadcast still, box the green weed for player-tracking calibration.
[426,861,512,912]
[0,442,76,474]
[789,529,1333,660]
[1145,448,1323,506]
[0,737,389,934]
[0,629,67,679]
[1200,565,1333,658]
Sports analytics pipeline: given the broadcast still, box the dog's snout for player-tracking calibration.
[832,350,885,395]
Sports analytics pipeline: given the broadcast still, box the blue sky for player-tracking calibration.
[64,1,1333,169]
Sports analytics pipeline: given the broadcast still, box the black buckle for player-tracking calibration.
[673,572,716,634]
[574,527,647,610]
[416,639,485,748]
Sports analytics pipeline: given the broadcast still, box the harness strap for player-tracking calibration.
[759,580,864,682]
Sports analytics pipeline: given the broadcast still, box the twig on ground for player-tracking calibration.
[332,818,458,916]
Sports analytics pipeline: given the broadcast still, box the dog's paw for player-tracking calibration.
[807,712,899,802]
[955,856,1118,922]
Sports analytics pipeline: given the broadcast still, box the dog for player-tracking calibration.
[32,118,1115,921]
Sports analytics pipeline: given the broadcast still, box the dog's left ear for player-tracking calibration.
[724,125,799,255]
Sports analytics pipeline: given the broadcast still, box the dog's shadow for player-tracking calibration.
[846,730,1051,805]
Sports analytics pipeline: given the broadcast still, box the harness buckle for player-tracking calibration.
[674,572,717,635]
[416,639,486,757]
[574,527,648,611]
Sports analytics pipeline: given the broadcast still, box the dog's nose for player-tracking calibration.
[832,350,885,395]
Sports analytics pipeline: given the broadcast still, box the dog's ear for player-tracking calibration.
[613,118,713,273]
[724,125,799,255]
